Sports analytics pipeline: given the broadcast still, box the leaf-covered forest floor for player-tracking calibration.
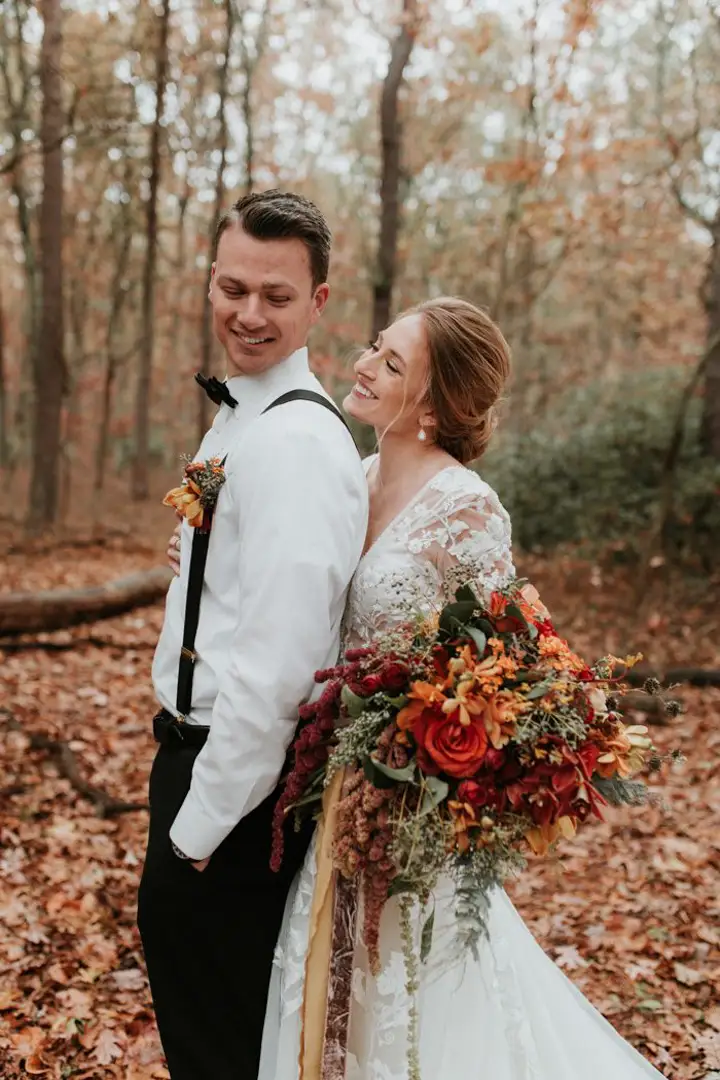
[1,530,718,1079]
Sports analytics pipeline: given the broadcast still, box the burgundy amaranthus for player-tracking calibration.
[333,725,408,973]
[270,648,378,872]
[271,648,413,971]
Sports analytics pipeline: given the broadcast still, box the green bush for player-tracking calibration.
[481,368,720,563]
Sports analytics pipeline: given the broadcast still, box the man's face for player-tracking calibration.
[209,225,329,377]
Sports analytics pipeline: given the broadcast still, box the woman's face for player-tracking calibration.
[344,313,431,437]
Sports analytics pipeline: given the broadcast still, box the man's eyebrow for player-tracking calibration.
[377,331,406,367]
[215,274,298,293]
[261,280,297,292]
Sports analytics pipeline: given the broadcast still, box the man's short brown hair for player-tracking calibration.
[214,190,332,289]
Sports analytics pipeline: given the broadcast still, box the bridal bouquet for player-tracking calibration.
[271,580,676,973]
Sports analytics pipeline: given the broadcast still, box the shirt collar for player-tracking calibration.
[225,346,311,417]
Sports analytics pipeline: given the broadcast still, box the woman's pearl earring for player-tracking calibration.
[418,426,427,442]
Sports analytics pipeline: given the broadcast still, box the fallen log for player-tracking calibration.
[616,691,675,724]
[624,667,720,689]
[0,566,172,635]
[0,636,155,652]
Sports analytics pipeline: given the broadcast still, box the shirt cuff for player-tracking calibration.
[169,792,234,861]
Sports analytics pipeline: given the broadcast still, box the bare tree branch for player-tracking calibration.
[1,709,148,816]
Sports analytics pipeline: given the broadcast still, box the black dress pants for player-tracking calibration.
[137,736,313,1080]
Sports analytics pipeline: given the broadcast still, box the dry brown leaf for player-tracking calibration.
[23,1054,52,1076]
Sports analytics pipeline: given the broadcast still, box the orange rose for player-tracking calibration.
[413,707,489,779]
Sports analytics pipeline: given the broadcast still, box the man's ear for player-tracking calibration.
[208,262,217,299]
[310,283,330,324]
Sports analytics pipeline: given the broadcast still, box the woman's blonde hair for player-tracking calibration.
[399,296,511,464]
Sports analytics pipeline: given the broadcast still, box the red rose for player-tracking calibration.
[356,673,384,695]
[413,708,489,779]
[458,776,507,813]
[379,661,410,692]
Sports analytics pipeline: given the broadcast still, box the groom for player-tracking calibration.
[138,190,368,1079]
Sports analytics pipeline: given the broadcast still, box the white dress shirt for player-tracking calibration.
[152,346,368,859]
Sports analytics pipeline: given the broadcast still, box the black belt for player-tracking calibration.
[153,708,209,749]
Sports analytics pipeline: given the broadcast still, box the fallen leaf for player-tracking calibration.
[93,1028,124,1065]
[673,962,704,987]
[24,1054,52,1076]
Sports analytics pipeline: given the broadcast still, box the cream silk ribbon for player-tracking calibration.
[298,768,345,1079]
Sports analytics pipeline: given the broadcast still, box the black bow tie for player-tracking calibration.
[195,372,238,409]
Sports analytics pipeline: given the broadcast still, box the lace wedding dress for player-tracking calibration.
[259,459,664,1080]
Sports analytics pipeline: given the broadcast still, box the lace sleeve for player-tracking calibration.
[342,469,515,650]
[411,483,515,604]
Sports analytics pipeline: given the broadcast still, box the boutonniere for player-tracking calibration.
[163,455,226,531]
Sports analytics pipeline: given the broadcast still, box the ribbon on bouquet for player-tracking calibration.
[299,768,359,1080]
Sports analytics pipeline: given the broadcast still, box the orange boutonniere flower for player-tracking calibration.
[163,477,204,527]
[163,455,226,530]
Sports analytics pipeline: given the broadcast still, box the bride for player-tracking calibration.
[258,297,666,1079]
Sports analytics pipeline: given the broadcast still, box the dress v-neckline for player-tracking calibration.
[360,461,464,561]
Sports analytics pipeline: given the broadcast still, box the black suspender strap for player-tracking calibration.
[261,388,355,440]
[175,388,353,719]
[175,449,228,718]
[176,525,212,718]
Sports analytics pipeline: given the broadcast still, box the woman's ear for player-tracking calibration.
[419,405,436,435]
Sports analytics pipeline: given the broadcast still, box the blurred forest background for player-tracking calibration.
[1,1,719,1078]
[0,0,718,554]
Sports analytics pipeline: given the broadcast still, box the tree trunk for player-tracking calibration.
[132,0,171,501]
[27,0,65,533]
[95,202,134,490]
[371,0,418,340]
[0,567,173,635]
[0,276,8,470]
[95,82,137,492]
[238,0,271,198]
[700,213,720,459]
[242,73,254,196]
[198,0,234,445]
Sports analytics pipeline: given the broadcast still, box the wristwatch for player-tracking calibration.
[171,841,192,860]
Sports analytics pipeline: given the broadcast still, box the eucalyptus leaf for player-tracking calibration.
[512,669,543,684]
[363,756,400,789]
[341,684,367,718]
[465,627,487,655]
[419,775,449,815]
[526,681,553,700]
[369,757,417,783]
[387,694,409,709]
[420,906,436,963]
